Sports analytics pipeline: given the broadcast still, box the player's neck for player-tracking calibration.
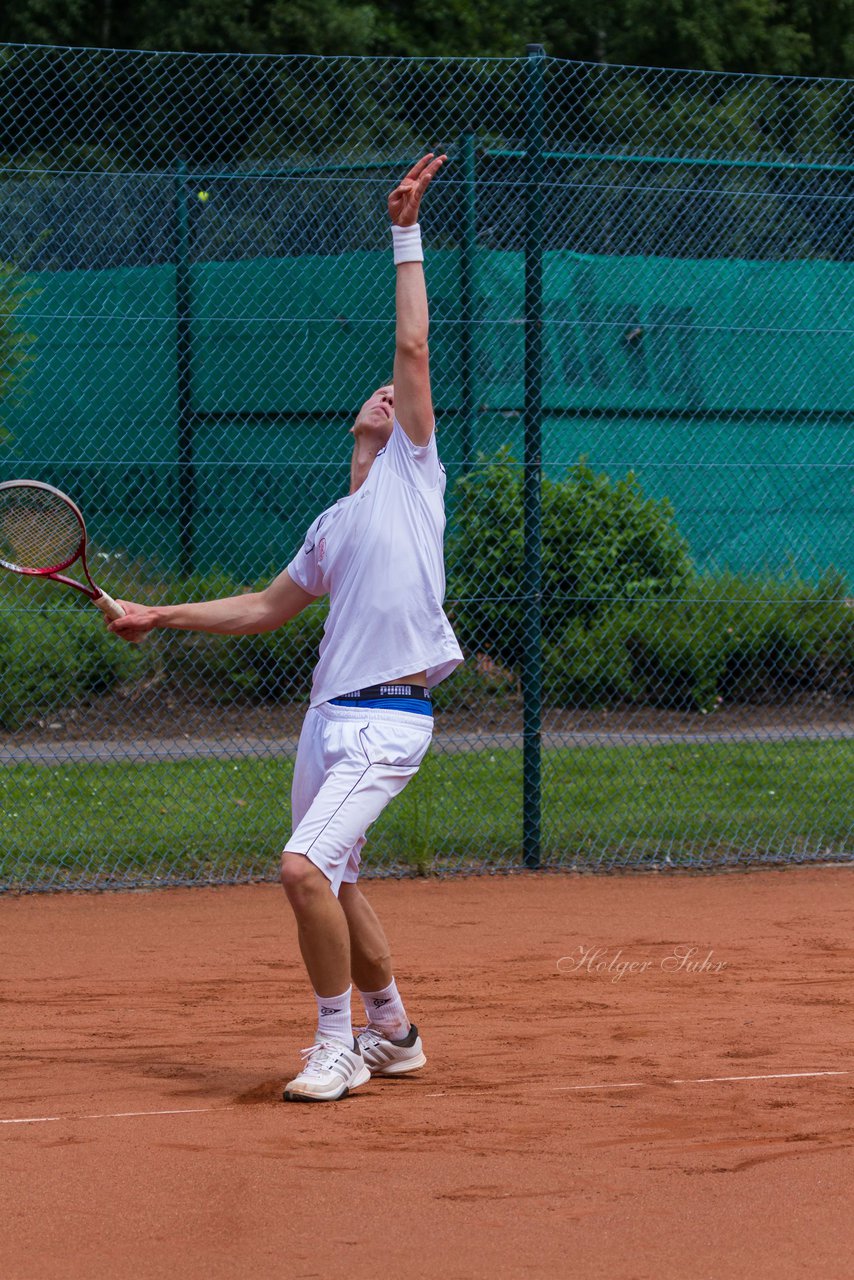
[349,440,382,494]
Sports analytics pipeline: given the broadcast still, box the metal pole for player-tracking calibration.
[174,158,195,577]
[458,129,478,474]
[522,44,546,869]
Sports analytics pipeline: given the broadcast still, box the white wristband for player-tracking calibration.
[391,222,423,265]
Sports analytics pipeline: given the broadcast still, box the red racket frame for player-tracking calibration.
[0,479,124,617]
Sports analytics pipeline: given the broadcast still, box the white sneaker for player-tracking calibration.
[282,1038,371,1103]
[356,1023,427,1076]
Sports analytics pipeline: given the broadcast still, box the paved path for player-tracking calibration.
[2,724,851,766]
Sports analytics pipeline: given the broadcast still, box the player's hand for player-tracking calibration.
[388,152,446,227]
[106,600,156,644]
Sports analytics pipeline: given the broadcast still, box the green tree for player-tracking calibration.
[370,0,537,56]
[595,0,811,74]
[1,0,851,75]
[268,0,381,55]
[778,0,854,77]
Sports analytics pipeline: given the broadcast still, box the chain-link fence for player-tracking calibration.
[0,45,851,890]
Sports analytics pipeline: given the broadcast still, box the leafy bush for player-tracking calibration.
[430,652,519,712]
[2,528,849,727]
[0,262,35,444]
[447,453,852,712]
[133,568,328,703]
[0,599,146,730]
[174,599,328,703]
[706,567,854,704]
[621,607,727,712]
[448,450,695,669]
[543,614,636,710]
[544,607,730,714]
[541,567,853,712]
[0,565,326,725]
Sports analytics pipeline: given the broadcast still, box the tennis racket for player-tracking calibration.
[0,479,125,619]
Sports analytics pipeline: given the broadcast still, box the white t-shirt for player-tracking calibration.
[287,418,463,708]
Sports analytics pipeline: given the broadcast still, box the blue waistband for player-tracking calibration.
[329,696,433,716]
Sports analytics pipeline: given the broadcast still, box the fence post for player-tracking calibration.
[458,128,477,474]
[522,44,545,869]
[174,158,196,577]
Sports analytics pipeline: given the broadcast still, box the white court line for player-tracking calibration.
[551,1070,849,1093]
[0,1106,234,1127]
[673,1070,849,1084]
[550,1082,646,1092]
[2,1072,849,1123]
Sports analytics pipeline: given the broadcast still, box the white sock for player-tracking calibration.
[359,978,409,1040]
[315,987,353,1047]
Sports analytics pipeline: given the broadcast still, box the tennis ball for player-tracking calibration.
[197,190,209,203]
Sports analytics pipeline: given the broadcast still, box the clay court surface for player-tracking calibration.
[2,869,852,1279]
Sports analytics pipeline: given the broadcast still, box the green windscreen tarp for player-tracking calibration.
[2,248,850,578]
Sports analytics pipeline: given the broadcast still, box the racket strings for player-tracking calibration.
[0,488,83,571]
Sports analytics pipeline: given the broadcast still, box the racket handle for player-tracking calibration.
[93,591,125,620]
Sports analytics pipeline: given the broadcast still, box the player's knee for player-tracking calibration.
[280,851,328,904]
[362,942,392,972]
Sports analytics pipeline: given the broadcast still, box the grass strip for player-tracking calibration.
[1,739,850,888]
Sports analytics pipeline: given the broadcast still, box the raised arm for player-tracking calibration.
[388,152,446,447]
[106,567,315,645]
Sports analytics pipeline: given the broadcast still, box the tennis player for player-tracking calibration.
[108,152,462,1102]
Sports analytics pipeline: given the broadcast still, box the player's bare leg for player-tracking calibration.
[281,853,351,994]
[339,882,393,991]
[280,853,370,1102]
[340,882,427,1076]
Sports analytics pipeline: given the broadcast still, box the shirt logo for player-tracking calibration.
[317,537,326,563]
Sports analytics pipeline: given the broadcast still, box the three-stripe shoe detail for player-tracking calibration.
[282,1038,371,1102]
[356,1023,427,1076]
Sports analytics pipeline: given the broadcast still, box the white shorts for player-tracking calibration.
[285,701,434,896]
